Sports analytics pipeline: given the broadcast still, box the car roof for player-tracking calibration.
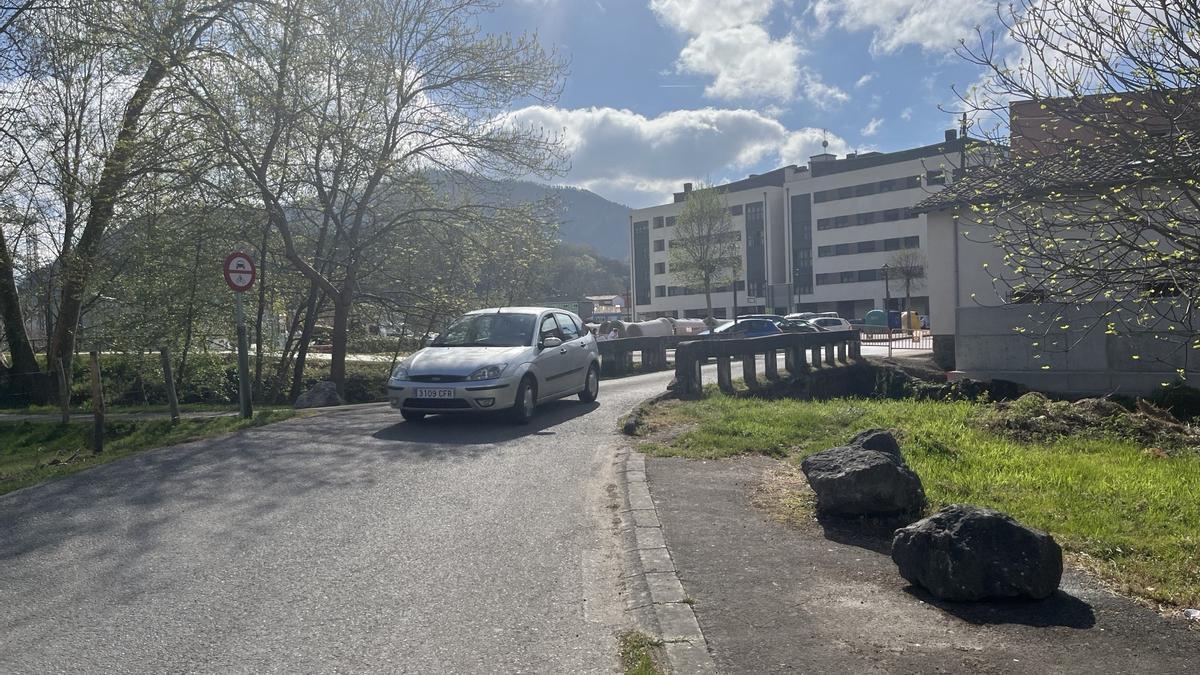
[466,307,564,316]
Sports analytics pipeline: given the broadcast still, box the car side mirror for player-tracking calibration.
[541,336,563,349]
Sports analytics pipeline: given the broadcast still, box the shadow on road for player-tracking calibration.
[371,400,600,446]
[903,585,1097,629]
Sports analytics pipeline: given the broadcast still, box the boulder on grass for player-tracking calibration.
[892,504,1062,601]
[847,428,901,457]
[295,381,343,409]
[800,445,926,517]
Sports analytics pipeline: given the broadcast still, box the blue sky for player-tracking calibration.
[483,0,1003,207]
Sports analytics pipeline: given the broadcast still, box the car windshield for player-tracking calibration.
[432,312,536,347]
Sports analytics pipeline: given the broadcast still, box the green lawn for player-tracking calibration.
[637,395,1200,608]
[0,410,295,496]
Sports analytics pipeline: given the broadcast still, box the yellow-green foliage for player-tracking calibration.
[639,396,1200,608]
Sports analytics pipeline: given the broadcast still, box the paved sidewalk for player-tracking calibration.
[646,455,1199,674]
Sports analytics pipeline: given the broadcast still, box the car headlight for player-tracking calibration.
[391,362,410,380]
[467,364,507,381]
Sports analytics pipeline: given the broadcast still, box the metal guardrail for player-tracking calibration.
[673,330,862,398]
[596,335,686,376]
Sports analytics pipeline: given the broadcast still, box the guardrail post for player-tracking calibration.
[717,356,733,393]
[764,349,779,381]
[825,343,836,367]
[811,346,822,369]
[836,341,847,364]
[742,354,759,389]
[850,335,862,360]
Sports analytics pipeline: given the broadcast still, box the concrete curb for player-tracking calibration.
[616,447,717,675]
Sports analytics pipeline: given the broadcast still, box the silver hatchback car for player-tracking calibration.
[387,307,600,424]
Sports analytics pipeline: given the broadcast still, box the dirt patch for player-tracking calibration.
[750,464,815,529]
[975,392,1200,455]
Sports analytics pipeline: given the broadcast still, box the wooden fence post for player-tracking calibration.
[89,351,105,454]
[56,358,70,425]
[160,347,180,424]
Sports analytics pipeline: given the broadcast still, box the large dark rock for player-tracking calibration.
[892,504,1063,601]
[295,381,343,409]
[847,428,901,457]
[800,445,926,517]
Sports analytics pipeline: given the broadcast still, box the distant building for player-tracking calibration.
[629,131,974,321]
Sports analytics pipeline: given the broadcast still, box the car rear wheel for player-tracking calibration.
[401,410,426,423]
[578,363,599,403]
[508,376,536,424]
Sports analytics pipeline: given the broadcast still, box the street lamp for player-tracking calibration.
[880,263,891,311]
[881,262,892,357]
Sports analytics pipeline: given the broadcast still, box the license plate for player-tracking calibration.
[415,388,455,398]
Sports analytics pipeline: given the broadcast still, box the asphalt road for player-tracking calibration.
[0,370,678,673]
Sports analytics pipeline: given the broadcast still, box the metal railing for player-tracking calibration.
[673,330,862,398]
[597,335,686,376]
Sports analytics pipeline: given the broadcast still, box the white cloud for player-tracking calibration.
[900,107,913,121]
[855,72,876,88]
[780,128,851,166]
[506,106,850,206]
[860,117,884,136]
[648,0,775,34]
[650,0,816,103]
[812,0,993,54]
[677,25,801,100]
[799,68,849,108]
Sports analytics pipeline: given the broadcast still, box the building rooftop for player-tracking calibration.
[913,135,1195,212]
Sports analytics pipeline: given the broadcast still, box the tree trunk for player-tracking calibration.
[49,58,169,375]
[0,227,44,403]
[253,225,269,391]
[288,282,324,402]
[329,293,352,397]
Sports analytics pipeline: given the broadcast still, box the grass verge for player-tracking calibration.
[637,395,1200,609]
[0,410,295,496]
[617,630,664,675]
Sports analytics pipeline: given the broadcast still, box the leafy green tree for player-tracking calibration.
[668,185,742,321]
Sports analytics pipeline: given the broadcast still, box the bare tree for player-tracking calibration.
[948,0,1200,369]
[886,249,925,313]
[180,0,566,396]
[668,185,742,321]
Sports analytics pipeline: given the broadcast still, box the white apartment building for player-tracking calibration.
[630,131,969,321]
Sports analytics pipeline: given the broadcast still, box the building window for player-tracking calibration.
[665,216,676,227]
[653,239,665,252]
[633,221,650,304]
[926,169,946,186]
[903,235,920,248]
[729,204,743,216]
[654,262,666,274]
[813,175,922,204]
[653,216,664,229]
[840,270,857,284]
[884,237,901,251]
[816,205,918,231]
[655,285,666,298]
[857,239,876,253]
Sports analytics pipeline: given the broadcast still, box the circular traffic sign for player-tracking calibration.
[223,251,256,293]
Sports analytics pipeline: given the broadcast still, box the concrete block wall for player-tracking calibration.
[954,303,1199,396]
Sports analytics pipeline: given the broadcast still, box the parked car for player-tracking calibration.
[807,316,855,332]
[773,318,823,333]
[698,318,782,338]
[387,307,599,424]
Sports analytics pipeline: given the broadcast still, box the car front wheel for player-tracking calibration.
[579,363,599,403]
[508,376,537,424]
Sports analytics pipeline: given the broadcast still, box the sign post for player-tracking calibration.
[224,251,257,419]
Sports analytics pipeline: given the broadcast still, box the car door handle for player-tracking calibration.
[559,348,568,354]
